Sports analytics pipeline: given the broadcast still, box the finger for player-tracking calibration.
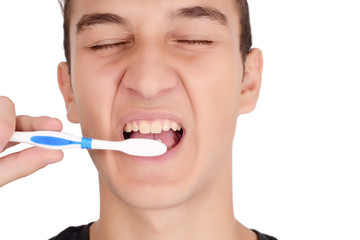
[0,147,64,188]
[2,116,63,151]
[0,96,16,152]
[16,115,63,132]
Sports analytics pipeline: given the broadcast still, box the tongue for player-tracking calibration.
[129,130,181,149]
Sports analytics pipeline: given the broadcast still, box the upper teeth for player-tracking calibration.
[124,119,182,134]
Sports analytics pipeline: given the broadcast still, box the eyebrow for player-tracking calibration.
[76,13,127,33]
[171,6,228,26]
[76,6,228,34]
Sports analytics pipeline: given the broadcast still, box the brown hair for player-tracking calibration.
[58,0,252,67]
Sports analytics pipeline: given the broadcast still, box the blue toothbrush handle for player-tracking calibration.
[9,131,93,150]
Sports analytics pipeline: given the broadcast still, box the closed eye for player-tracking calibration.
[177,40,214,46]
[89,41,130,51]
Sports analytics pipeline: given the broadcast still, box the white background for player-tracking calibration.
[0,1,359,239]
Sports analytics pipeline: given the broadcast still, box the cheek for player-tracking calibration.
[72,58,122,138]
[185,50,242,132]
[195,70,239,162]
[182,50,242,177]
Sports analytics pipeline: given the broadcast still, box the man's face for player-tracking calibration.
[60,0,255,209]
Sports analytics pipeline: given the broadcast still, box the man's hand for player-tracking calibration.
[0,96,64,188]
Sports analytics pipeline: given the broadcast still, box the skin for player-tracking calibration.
[1,0,263,239]
[0,97,64,187]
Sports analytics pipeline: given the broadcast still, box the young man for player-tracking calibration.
[0,0,275,239]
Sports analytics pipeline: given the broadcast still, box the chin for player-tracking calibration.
[99,169,196,210]
[91,145,200,210]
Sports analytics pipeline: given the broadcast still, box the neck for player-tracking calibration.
[90,157,256,240]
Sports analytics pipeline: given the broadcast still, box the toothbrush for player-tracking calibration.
[9,131,167,157]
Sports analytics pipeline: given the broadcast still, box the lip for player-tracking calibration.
[118,110,186,163]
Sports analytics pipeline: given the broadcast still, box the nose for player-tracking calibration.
[121,43,178,99]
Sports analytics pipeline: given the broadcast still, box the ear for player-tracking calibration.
[57,62,79,123]
[238,48,263,115]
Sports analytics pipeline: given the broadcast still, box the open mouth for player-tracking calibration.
[123,119,184,150]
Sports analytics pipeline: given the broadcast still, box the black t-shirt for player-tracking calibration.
[49,223,277,240]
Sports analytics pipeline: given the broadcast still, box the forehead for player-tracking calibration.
[70,0,239,31]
